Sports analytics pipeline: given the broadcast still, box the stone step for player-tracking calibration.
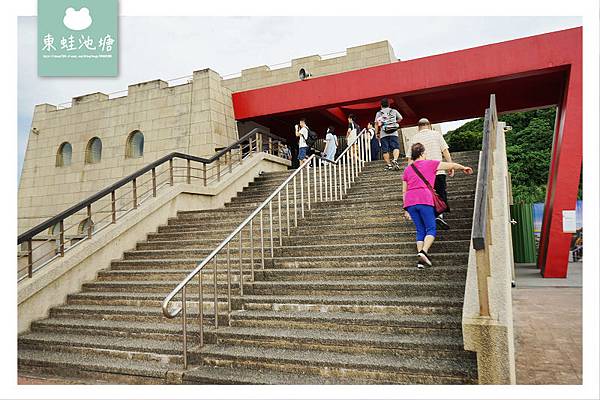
[229,309,464,335]
[18,349,175,384]
[273,241,470,257]
[283,229,472,245]
[264,253,470,268]
[236,294,464,315]
[256,265,467,283]
[110,258,260,270]
[18,331,184,364]
[66,291,230,308]
[211,326,470,360]
[81,280,239,294]
[123,240,469,261]
[297,215,473,228]
[182,364,367,384]
[193,344,477,384]
[141,228,472,250]
[169,205,475,226]
[29,317,201,343]
[243,178,476,196]
[292,220,473,235]
[48,303,227,325]
[246,280,465,297]
[97,269,250,282]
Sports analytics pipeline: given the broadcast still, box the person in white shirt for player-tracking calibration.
[322,126,338,161]
[407,118,454,229]
[295,118,309,166]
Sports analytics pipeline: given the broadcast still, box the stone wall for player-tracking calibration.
[18,40,397,234]
[222,41,397,92]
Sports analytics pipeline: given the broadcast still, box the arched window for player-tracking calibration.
[126,130,144,158]
[85,137,102,164]
[78,218,94,235]
[56,142,72,167]
[49,222,61,236]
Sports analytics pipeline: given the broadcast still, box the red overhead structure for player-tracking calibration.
[231,27,582,278]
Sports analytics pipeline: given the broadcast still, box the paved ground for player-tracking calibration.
[512,262,582,384]
[514,261,582,288]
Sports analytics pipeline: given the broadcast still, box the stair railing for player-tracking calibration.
[17,128,287,282]
[162,128,371,369]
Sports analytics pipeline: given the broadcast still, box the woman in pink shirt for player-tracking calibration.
[402,143,473,269]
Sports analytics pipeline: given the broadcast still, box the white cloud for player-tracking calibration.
[63,7,92,31]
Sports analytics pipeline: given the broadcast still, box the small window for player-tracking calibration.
[85,137,102,164]
[126,130,144,158]
[56,142,72,167]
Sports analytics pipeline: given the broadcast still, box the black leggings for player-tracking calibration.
[434,174,450,214]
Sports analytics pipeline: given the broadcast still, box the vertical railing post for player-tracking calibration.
[86,204,92,239]
[269,201,274,257]
[300,168,304,218]
[228,150,233,173]
[111,191,116,223]
[203,163,207,186]
[293,176,298,227]
[323,162,328,202]
[306,162,311,211]
[278,192,283,245]
[286,185,290,236]
[27,239,33,278]
[343,153,348,194]
[216,158,221,182]
[250,221,255,281]
[132,178,138,209]
[187,159,191,184]
[239,231,244,297]
[239,144,243,164]
[227,243,232,319]
[169,159,174,186]
[182,285,188,369]
[338,157,343,199]
[152,168,157,197]
[319,161,323,202]
[199,272,204,347]
[313,161,317,203]
[268,137,273,154]
[213,256,218,330]
[333,162,338,201]
[59,220,65,257]
[260,210,265,267]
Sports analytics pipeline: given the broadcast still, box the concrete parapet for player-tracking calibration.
[462,121,516,384]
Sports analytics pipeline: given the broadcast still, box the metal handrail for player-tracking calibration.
[470,94,499,317]
[17,128,288,281]
[161,127,372,368]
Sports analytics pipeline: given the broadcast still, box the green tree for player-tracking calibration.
[444,107,567,203]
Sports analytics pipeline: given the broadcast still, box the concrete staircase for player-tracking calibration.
[18,151,480,384]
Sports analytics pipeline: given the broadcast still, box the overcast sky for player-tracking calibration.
[17,16,581,181]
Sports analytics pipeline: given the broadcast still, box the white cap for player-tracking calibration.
[418,118,430,125]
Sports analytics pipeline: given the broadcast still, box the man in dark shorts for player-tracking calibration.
[375,98,403,171]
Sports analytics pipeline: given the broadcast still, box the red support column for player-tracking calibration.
[537,59,582,278]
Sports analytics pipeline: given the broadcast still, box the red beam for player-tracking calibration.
[537,37,582,277]
[321,107,347,125]
[232,27,581,120]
